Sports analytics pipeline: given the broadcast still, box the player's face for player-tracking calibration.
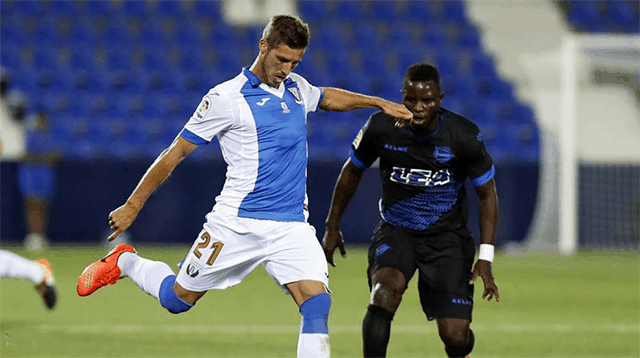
[402,80,443,130]
[258,39,305,88]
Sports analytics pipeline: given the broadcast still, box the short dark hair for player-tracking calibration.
[405,63,440,84]
[262,15,310,50]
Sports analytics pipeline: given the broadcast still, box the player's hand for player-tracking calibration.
[469,259,500,302]
[322,227,346,267]
[107,203,139,241]
[379,100,413,127]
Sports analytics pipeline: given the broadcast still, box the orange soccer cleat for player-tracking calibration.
[35,259,57,310]
[77,244,136,297]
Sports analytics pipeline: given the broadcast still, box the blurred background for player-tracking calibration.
[0,0,638,254]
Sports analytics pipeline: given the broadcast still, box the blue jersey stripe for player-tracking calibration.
[350,149,370,169]
[238,81,308,222]
[471,165,495,187]
[180,128,208,145]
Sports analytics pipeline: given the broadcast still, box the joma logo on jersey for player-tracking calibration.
[390,167,451,187]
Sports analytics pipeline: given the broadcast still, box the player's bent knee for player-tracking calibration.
[444,329,474,358]
[299,292,331,334]
[159,275,193,314]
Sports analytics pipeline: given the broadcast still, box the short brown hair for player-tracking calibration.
[262,15,310,50]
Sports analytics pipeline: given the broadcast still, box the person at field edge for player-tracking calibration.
[77,15,412,358]
[0,250,57,309]
[322,63,500,358]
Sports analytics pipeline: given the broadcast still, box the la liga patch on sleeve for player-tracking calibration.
[195,97,211,119]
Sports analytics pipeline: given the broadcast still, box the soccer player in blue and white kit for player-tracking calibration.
[77,15,412,357]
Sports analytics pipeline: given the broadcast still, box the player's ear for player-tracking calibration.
[259,38,268,54]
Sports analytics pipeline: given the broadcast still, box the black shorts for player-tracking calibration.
[367,222,476,321]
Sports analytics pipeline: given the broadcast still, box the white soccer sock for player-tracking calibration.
[0,250,45,285]
[297,331,330,358]
[117,252,174,300]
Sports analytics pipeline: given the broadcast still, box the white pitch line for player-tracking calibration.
[32,324,639,334]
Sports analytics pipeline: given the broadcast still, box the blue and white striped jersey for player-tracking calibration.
[180,67,324,223]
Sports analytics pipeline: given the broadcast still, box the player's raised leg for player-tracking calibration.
[0,250,57,309]
[77,244,203,314]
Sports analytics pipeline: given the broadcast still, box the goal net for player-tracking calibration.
[523,33,639,254]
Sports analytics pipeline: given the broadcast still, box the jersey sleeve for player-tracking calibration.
[289,73,324,113]
[461,129,495,187]
[350,116,379,169]
[181,91,234,145]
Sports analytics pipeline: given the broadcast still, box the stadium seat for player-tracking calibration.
[298,1,328,21]
[119,0,149,16]
[82,0,113,16]
[443,0,467,23]
[422,26,447,47]
[334,1,365,21]
[371,1,402,20]
[1,17,25,46]
[13,0,41,15]
[352,23,380,49]
[192,0,222,20]
[407,1,434,21]
[49,0,79,16]
[152,1,184,17]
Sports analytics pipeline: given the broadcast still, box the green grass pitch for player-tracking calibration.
[1,245,638,358]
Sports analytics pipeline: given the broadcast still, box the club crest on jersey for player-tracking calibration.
[390,167,451,187]
[195,97,211,119]
[287,87,302,103]
[434,146,455,163]
[281,101,290,114]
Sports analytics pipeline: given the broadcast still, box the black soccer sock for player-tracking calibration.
[362,304,395,358]
[445,329,475,358]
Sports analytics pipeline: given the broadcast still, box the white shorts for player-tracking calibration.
[176,211,329,293]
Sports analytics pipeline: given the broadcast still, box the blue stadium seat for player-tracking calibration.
[82,0,113,16]
[352,23,380,49]
[298,1,328,21]
[1,18,24,46]
[372,1,402,20]
[49,0,79,16]
[422,26,447,47]
[13,0,41,15]
[140,21,164,47]
[175,23,199,48]
[407,1,434,21]
[0,46,21,70]
[66,139,104,160]
[192,0,222,20]
[334,1,365,21]
[120,0,149,16]
[458,25,482,50]
[316,22,348,49]
[153,1,184,17]
[443,0,467,23]
[105,18,130,45]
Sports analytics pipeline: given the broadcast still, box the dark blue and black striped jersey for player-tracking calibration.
[350,108,495,234]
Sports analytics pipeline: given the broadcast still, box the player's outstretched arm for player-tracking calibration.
[108,136,198,241]
[323,159,365,267]
[469,179,500,302]
[319,87,413,126]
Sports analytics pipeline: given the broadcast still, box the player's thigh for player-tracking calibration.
[176,214,266,292]
[417,229,475,321]
[367,222,417,290]
[262,221,329,294]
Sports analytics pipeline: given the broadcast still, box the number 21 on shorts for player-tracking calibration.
[192,232,224,266]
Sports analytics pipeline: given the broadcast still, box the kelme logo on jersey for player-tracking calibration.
[390,167,451,187]
[434,146,455,163]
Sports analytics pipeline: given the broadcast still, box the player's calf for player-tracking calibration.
[297,292,331,358]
